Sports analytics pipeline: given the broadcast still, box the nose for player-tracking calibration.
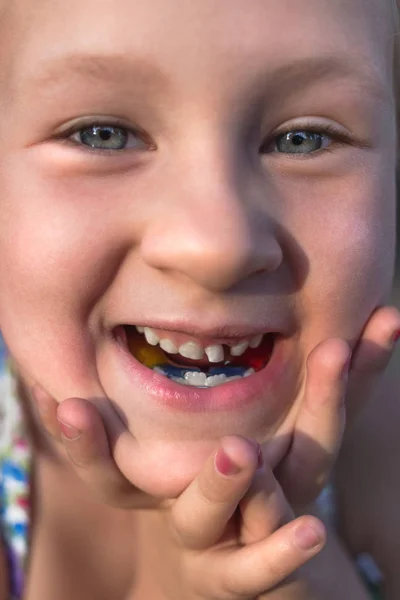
[140,152,283,293]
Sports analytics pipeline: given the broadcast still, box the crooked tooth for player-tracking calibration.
[159,338,179,354]
[144,327,160,346]
[205,344,224,363]
[179,341,204,360]
[184,371,207,386]
[230,340,249,357]
[205,374,227,387]
[249,334,263,349]
[136,326,145,334]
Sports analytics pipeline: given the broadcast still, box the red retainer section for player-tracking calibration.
[229,334,274,371]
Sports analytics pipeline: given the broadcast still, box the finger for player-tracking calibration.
[346,305,400,419]
[351,305,400,371]
[196,515,325,599]
[32,387,134,500]
[52,397,150,507]
[276,338,350,507]
[33,386,155,506]
[239,460,294,545]
[171,436,259,550]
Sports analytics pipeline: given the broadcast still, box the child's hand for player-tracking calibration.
[160,435,326,599]
[31,305,400,509]
[274,305,400,507]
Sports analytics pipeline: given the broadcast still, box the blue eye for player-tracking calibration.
[70,125,147,151]
[273,130,330,154]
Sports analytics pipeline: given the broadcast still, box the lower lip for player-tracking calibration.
[114,334,288,412]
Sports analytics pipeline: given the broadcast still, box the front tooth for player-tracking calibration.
[205,345,224,363]
[184,371,207,386]
[205,374,227,387]
[159,338,179,354]
[136,326,145,334]
[144,327,160,346]
[249,334,263,349]
[230,340,249,357]
[179,341,204,360]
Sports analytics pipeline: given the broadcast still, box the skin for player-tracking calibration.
[0,0,397,498]
[336,335,400,600]
[0,0,398,597]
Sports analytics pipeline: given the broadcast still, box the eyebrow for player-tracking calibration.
[262,54,392,104]
[29,51,392,105]
[30,53,167,92]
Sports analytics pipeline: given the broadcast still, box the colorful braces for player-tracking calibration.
[153,364,255,387]
[126,326,272,388]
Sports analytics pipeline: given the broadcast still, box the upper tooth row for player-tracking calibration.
[136,326,263,362]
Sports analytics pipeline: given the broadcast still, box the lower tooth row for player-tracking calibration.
[154,367,255,387]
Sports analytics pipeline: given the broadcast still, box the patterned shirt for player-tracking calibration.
[0,341,31,599]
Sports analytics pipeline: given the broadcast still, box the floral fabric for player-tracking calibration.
[0,344,31,600]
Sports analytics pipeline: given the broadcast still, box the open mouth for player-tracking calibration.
[115,325,275,389]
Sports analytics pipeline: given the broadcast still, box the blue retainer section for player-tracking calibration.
[155,364,248,379]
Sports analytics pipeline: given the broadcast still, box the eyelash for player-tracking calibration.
[261,123,349,156]
[59,120,349,157]
[59,120,154,154]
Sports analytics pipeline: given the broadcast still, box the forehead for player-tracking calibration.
[0,0,395,107]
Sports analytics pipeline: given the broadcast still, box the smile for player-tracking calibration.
[114,324,276,388]
[107,319,293,413]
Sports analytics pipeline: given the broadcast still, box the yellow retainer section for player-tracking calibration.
[127,333,166,368]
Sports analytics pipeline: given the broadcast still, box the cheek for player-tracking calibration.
[0,220,102,394]
[0,158,126,316]
[296,177,395,340]
[312,223,391,313]
[0,168,123,393]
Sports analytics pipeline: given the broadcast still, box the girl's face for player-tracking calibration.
[0,0,396,496]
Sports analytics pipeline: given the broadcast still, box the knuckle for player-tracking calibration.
[220,573,249,600]
[65,450,91,470]
[170,503,197,544]
[198,477,233,506]
[64,442,100,471]
[262,554,288,587]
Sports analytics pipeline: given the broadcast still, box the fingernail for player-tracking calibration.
[57,418,81,441]
[294,522,325,551]
[215,448,241,477]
